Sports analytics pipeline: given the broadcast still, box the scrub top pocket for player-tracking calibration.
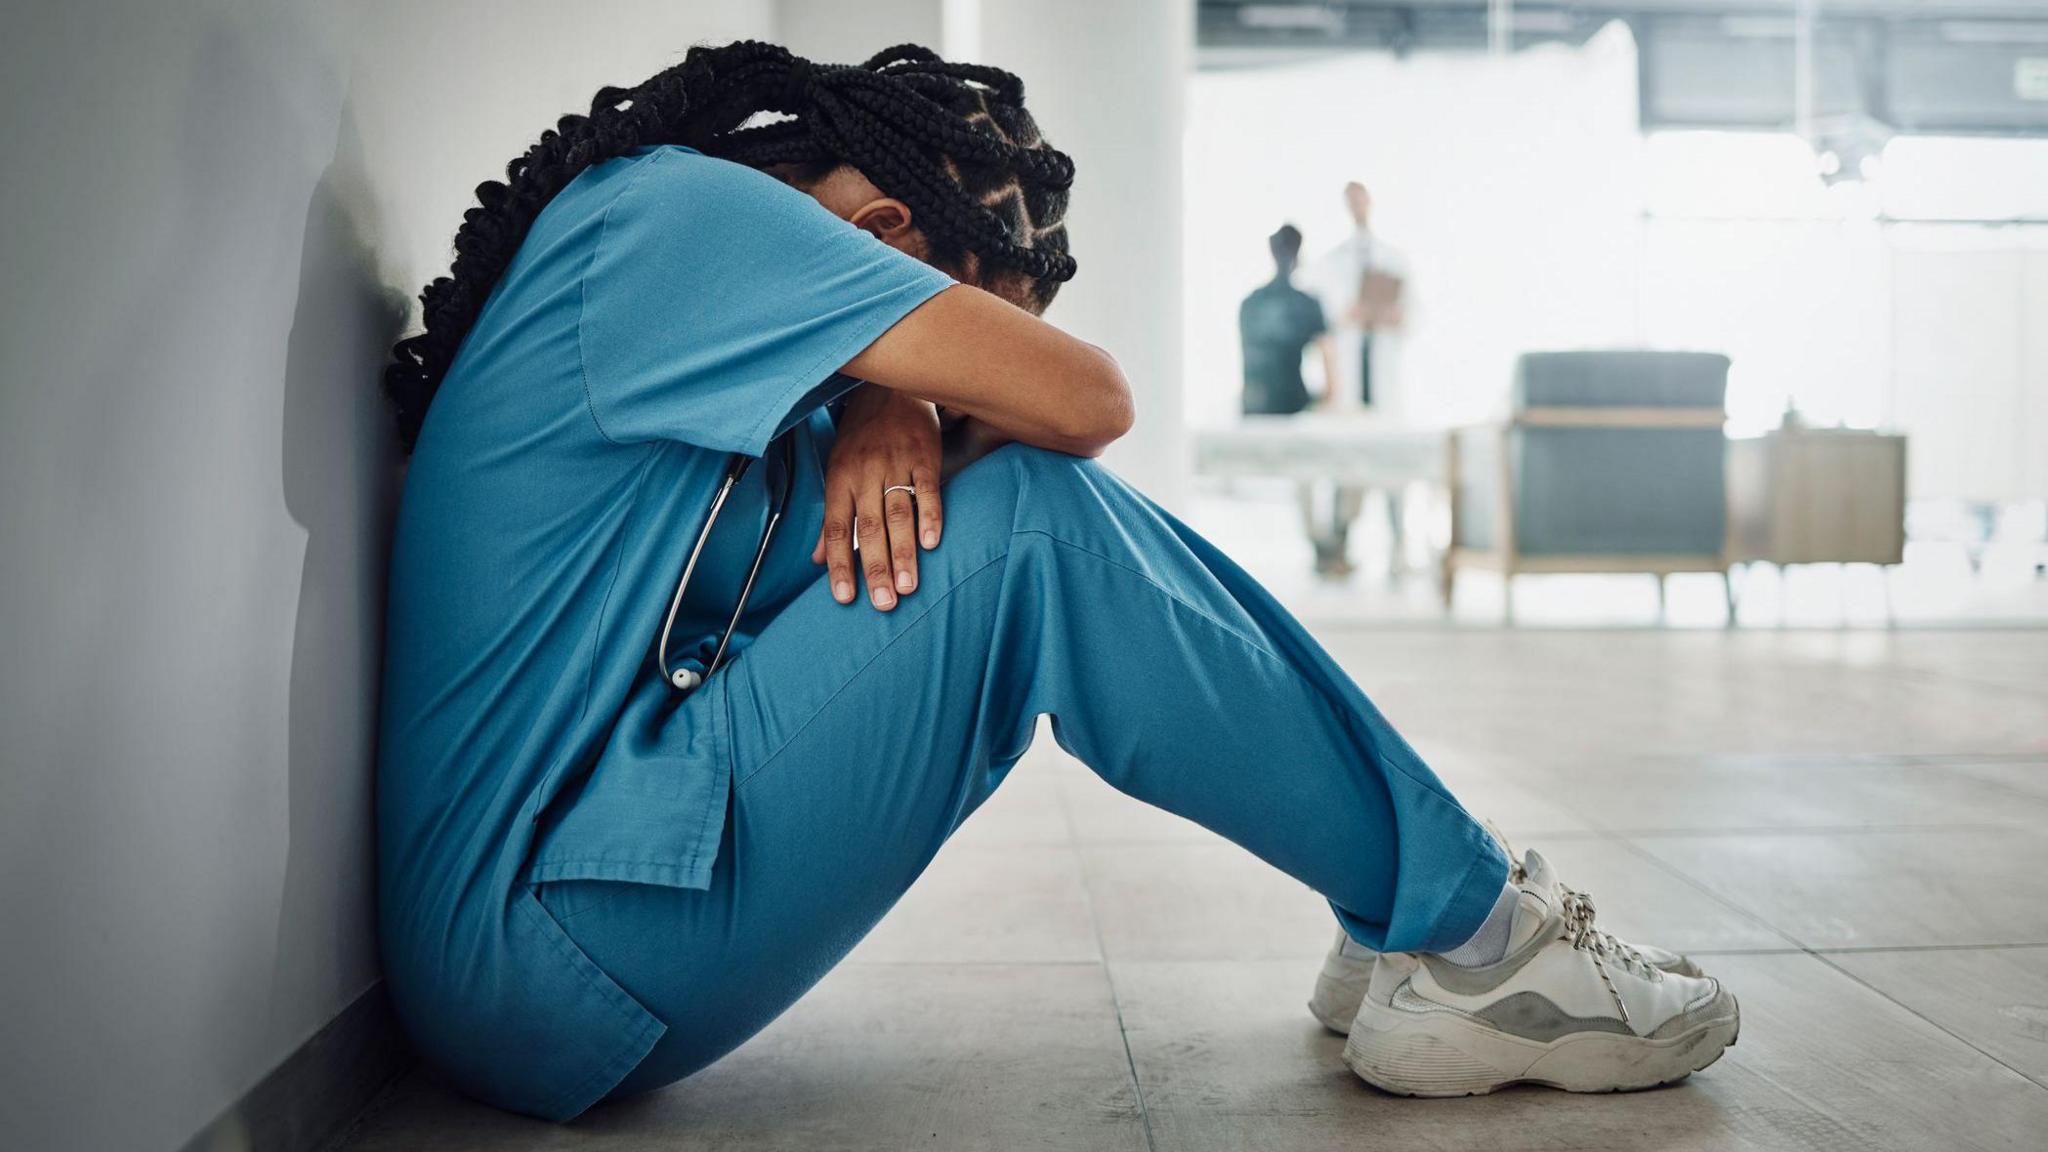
[524,672,734,893]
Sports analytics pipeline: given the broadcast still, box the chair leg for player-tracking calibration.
[1386,487,1408,577]
[1722,567,1739,628]
[1503,574,1516,624]
[1655,573,1669,623]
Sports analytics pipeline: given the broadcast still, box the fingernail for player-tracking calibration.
[922,529,938,548]
[896,570,914,592]
[833,580,853,602]
[873,588,895,609]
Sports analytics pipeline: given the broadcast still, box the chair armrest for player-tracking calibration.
[1513,407,1725,429]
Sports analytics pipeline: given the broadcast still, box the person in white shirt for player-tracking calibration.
[1312,181,1404,409]
[1298,182,1409,577]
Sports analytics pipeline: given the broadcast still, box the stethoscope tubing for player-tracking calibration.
[657,437,796,694]
[707,494,782,676]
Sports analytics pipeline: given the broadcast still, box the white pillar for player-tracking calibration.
[964,0,1190,507]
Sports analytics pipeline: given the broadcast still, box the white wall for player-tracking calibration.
[0,7,379,1149]
[0,3,768,1150]
[344,0,773,329]
[977,0,1191,505]
[1636,132,2048,502]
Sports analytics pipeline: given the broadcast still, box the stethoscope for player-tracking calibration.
[656,432,798,694]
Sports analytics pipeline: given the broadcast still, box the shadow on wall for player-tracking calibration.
[175,86,414,1150]
[270,100,409,1058]
[2,5,421,1146]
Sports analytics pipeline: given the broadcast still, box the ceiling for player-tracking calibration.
[1196,1,2048,134]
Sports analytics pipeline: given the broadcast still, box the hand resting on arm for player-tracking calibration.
[813,283,1133,611]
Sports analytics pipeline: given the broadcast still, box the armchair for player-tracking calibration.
[1445,350,1733,621]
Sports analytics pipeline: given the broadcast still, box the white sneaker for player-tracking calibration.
[1342,849,1739,1096]
[1308,931,1384,1034]
[1308,833,1704,1034]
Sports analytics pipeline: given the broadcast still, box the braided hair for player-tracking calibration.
[384,41,1076,451]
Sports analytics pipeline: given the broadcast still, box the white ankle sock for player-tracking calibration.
[1435,881,1519,967]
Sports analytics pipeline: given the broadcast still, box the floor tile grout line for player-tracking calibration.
[1096,954,1160,1152]
[1054,831,1610,850]
[838,959,1112,968]
[1436,753,2048,775]
[1608,813,2048,1095]
[1809,950,2048,1095]
[1601,820,2048,953]
[1599,831,1814,951]
[1300,620,2048,635]
[1473,783,1827,953]
[1510,781,1812,946]
[831,940,2048,967]
[1052,821,2042,849]
[1053,769,1159,1152]
[1606,810,2048,1097]
[1587,822,2035,840]
[1681,941,2048,957]
[1809,940,2048,955]
[1906,753,2048,766]
[1046,742,2048,1121]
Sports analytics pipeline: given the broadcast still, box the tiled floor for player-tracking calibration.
[341,630,2048,1151]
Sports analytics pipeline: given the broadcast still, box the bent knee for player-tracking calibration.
[944,442,1157,555]
[944,443,1105,527]
[988,441,1111,496]
[970,440,1096,474]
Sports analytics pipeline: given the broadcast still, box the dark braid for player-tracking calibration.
[384,40,1075,451]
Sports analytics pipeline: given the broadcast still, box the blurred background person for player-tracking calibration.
[1309,180,1405,413]
[1237,224,1333,416]
[1306,183,1411,579]
[1237,224,1358,577]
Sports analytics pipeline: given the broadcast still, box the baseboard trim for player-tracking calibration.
[179,982,413,1152]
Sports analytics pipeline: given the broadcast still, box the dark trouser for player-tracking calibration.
[1359,332,1374,407]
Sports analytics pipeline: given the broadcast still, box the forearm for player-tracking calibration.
[844,285,1134,457]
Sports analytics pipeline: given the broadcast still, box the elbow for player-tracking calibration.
[1079,381,1136,458]
[1063,350,1135,458]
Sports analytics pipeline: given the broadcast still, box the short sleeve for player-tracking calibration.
[1299,294,1327,339]
[578,148,955,454]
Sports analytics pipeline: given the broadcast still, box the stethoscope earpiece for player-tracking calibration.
[669,668,702,692]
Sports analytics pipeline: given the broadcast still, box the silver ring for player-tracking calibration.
[883,484,918,497]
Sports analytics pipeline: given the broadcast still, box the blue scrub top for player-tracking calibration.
[376,145,953,1120]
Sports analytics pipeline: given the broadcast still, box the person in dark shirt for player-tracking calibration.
[1238,224,1334,415]
[1240,226,1354,576]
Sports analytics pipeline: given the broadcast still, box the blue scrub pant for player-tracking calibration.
[539,444,1509,1100]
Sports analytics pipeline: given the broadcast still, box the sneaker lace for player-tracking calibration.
[1485,821,1662,1024]
[1558,886,1661,1025]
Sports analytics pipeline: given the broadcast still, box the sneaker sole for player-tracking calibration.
[1342,993,1739,1096]
[1311,953,1706,1037]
